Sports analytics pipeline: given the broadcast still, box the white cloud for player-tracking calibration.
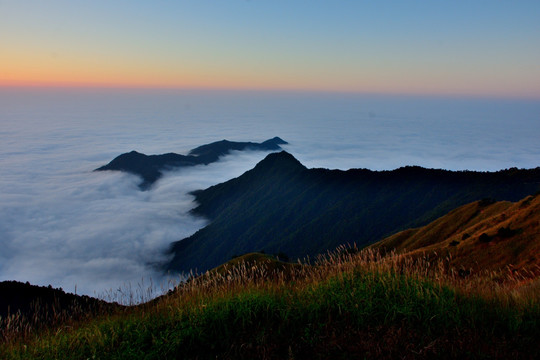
[0,148,269,299]
[1,88,539,301]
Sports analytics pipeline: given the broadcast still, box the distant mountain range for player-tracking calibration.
[166,151,540,274]
[95,137,287,189]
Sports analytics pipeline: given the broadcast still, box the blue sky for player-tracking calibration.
[2,1,540,98]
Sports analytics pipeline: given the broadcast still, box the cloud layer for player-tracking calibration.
[0,149,268,299]
[1,88,539,300]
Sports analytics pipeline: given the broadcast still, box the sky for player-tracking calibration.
[2,1,540,98]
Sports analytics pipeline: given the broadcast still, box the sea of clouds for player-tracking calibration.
[1,88,539,300]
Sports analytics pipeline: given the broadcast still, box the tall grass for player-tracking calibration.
[2,247,539,359]
[0,293,114,344]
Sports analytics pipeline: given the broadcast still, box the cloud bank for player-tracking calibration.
[0,149,269,300]
[1,88,539,300]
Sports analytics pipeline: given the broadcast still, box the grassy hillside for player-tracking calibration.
[4,193,540,358]
[373,194,540,274]
[2,248,539,359]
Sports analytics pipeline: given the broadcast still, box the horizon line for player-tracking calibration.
[1,82,539,102]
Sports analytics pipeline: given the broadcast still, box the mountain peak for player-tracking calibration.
[252,151,306,174]
[262,137,288,146]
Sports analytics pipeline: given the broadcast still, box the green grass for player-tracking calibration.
[2,249,540,359]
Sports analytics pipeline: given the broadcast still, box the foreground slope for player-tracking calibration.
[167,151,540,273]
[373,194,540,273]
[3,249,539,359]
[4,204,540,358]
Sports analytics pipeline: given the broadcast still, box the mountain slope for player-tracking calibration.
[372,194,540,273]
[166,151,540,274]
[5,251,540,359]
[95,137,287,189]
[0,281,117,339]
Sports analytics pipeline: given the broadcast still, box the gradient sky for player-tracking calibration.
[2,1,540,98]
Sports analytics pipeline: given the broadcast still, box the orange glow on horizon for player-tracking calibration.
[2,62,540,100]
[2,2,540,101]
[2,77,539,101]
[2,46,540,100]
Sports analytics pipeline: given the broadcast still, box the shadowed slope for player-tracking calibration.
[167,151,540,274]
[0,281,118,340]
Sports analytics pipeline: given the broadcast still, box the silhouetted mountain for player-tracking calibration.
[95,137,287,190]
[166,151,540,274]
[188,137,287,160]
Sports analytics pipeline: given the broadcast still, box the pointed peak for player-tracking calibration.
[125,150,145,157]
[253,151,306,173]
[262,137,288,145]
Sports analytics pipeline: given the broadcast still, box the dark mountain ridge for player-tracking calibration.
[166,151,540,274]
[95,137,287,189]
[0,281,117,338]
